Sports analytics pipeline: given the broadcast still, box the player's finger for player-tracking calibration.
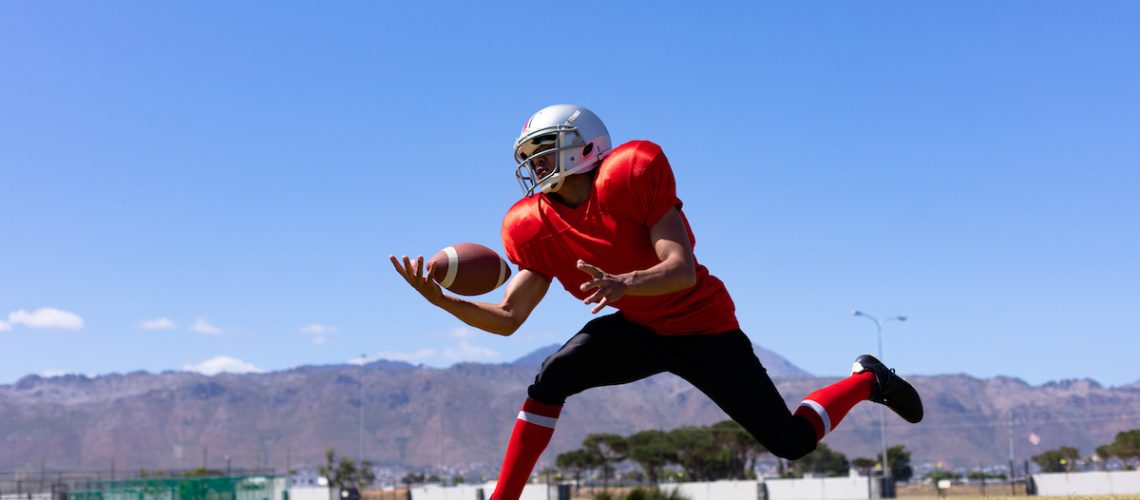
[579,279,601,291]
[583,290,602,304]
[402,256,417,280]
[591,296,609,314]
[389,255,407,275]
[415,255,425,280]
[576,260,603,278]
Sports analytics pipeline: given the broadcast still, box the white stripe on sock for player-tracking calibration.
[799,399,832,436]
[517,410,558,429]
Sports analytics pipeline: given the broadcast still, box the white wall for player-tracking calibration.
[1032,470,1140,496]
[761,478,866,500]
[658,478,870,500]
[409,484,484,500]
[409,482,564,500]
[289,486,333,500]
[662,480,759,500]
[762,476,871,500]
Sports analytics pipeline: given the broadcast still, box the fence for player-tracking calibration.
[64,475,287,500]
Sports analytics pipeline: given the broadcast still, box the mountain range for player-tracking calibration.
[2,344,1138,475]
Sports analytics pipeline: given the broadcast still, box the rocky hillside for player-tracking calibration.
[2,345,1137,473]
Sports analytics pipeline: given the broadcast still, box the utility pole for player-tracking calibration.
[852,310,906,481]
[359,353,367,468]
[1008,417,1016,495]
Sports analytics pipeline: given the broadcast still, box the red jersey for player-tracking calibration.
[501,140,738,335]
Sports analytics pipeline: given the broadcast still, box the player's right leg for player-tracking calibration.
[491,313,668,500]
[662,330,819,459]
[662,331,923,459]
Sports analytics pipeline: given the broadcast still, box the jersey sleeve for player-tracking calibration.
[626,141,682,228]
[501,199,554,280]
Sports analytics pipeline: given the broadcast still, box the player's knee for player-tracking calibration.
[527,351,582,404]
[741,418,817,460]
[767,440,816,461]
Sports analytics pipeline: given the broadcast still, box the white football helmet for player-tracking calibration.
[514,104,612,195]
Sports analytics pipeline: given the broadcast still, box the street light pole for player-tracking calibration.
[359,353,366,468]
[852,310,906,481]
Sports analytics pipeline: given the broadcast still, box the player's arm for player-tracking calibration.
[577,207,697,312]
[390,255,550,336]
[630,206,698,294]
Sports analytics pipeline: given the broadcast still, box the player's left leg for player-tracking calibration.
[492,314,669,500]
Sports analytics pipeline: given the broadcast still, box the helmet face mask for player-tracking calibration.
[513,105,611,196]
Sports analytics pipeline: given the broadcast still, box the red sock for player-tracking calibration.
[793,371,874,440]
[491,398,563,500]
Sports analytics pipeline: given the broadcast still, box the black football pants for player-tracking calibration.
[527,313,818,460]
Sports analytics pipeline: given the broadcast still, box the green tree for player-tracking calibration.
[1099,429,1140,467]
[888,445,914,482]
[791,443,849,477]
[1096,444,1114,466]
[583,433,628,492]
[627,430,676,485]
[400,472,424,485]
[556,449,600,494]
[851,457,877,476]
[710,420,766,479]
[318,449,376,489]
[668,426,732,481]
[1033,446,1080,473]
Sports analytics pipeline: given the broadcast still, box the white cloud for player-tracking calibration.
[41,369,68,378]
[189,318,223,335]
[448,326,477,339]
[312,335,327,346]
[299,323,337,334]
[182,356,262,376]
[140,317,177,330]
[367,349,436,364]
[443,339,500,361]
[4,308,84,330]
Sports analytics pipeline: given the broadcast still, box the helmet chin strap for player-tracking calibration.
[539,171,566,194]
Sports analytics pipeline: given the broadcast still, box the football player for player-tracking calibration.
[391,104,923,500]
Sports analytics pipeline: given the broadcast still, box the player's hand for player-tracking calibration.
[390,255,444,306]
[577,259,629,314]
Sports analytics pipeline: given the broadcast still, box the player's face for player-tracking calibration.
[530,144,557,180]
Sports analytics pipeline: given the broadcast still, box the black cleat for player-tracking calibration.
[853,354,924,423]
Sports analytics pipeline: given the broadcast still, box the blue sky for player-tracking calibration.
[2,2,1137,386]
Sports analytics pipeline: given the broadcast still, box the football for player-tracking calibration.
[427,242,512,296]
